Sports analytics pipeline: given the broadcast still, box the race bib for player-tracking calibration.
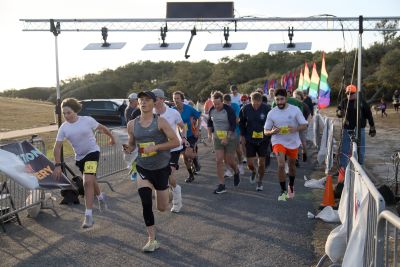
[84,161,98,173]
[279,126,290,135]
[138,142,157,157]
[216,130,228,139]
[252,131,263,139]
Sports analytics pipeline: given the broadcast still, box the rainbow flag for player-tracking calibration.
[318,52,331,109]
[298,68,304,90]
[309,62,319,99]
[302,62,310,91]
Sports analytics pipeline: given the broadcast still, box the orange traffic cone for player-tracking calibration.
[320,175,335,208]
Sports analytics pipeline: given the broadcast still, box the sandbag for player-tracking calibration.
[325,225,347,263]
[304,175,326,189]
[308,206,340,223]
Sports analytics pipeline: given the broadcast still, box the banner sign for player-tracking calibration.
[0,141,73,190]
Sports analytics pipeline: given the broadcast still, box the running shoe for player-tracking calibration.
[278,191,288,201]
[98,192,108,212]
[214,184,227,194]
[82,215,94,228]
[185,175,195,183]
[256,183,263,191]
[303,153,307,162]
[224,169,233,177]
[249,171,256,184]
[287,185,295,199]
[142,240,160,252]
[193,158,201,172]
[242,158,247,164]
[233,172,240,187]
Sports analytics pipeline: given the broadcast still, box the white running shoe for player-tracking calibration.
[224,169,233,177]
[171,185,183,213]
[98,192,108,212]
[82,215,94,228]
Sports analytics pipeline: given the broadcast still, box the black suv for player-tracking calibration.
[78,99,126,125]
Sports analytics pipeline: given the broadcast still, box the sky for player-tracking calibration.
[0,0,399,91]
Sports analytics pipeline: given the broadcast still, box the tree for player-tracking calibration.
[375,19,399,45]
[376,48,400,90]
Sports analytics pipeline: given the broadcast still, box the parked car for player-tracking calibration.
[78,99,126,125]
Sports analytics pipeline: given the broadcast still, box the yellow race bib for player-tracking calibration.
[216,130,228,139]
[139,142,158,157]
[279,126,290,135]
[84,161,98,174]
[252,131,263,139]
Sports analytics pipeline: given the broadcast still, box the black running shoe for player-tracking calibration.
[193,158,201,172]
[185,176,195,183]
[214,184,226,194]
[303,153,307,162]
[234,172,240,187]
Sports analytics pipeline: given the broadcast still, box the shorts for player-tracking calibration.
[245,141,269,158]
[214,136,236,153]
[136,164,171,191]
[186,136,198,148]
[170,150,182,170]
[272,144,298,159]
[75,151,100,175]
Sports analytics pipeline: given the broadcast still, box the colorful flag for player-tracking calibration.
[263,80,269,95]
[293,69,297,87]
[309,62,320,99]
[269,79,275,89]
[318,52,331,109]
[298,68,304,90]
[302,62,310,91]
[287,71,294,91]
[274,80,278,89]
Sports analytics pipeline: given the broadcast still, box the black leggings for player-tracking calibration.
[138,187,154,227]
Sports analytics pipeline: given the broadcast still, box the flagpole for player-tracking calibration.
[356,15,363,162]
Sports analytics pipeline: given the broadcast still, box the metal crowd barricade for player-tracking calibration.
[0,136,57,232]
[375,210,400,266]
[94,128,127,191]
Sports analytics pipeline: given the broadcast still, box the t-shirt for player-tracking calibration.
[230,102,241,136]
[230,93,242,106]
[56,116,100,160]
[264,104,308,149]
[174,104,201,138]
[156,105,183,152]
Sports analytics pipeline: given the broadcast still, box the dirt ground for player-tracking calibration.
[312,106,400,265]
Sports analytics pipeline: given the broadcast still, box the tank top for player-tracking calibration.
[133,115,170,170]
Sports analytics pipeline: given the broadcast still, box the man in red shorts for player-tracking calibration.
[264,89,308,201]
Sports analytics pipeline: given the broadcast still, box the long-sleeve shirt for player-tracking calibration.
[337,98,374,129]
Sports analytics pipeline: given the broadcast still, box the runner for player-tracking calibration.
[123,91,180,252]
[223,94,244,175]
[152,88,187,213]
[239,92,271,191]
[125,92,141,122]
[230,85,242,106]
[173,91,201,183]
[53,98,115,228]
[208,91,240,194]
[264,89,308,201]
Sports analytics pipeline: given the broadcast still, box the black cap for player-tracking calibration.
[137,91,156,102]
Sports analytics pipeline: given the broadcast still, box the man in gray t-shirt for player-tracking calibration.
[207,91,240,194]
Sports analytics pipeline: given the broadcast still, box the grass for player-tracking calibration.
[0,97,74,159]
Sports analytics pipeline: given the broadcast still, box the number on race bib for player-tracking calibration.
[84,161,98,174]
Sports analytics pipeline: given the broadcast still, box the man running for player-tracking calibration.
[152,88,186,213]
[123,91,180,252]
[208,91,240,194]
[125,93,141,122]
[264,89,308,201]
[173,91,201,183]
[239,92,271,191]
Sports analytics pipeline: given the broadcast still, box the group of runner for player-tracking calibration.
[53,85,310,252]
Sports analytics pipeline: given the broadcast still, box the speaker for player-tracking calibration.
[167,2,234,19]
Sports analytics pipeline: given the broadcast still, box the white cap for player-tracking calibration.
[128,93,138,100]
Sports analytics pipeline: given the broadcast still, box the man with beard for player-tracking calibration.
[264,89,308,201]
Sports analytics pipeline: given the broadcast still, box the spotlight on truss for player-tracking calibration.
[142,24,185,50]
[205,27,247,51]
[84,27,126,50]
[268,27,312,52]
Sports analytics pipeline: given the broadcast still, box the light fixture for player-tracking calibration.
[204,27,247,51]
[84,27,126,50]
[268,27,312,52]
[142,23,185,50]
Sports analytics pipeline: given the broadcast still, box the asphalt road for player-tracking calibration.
[0,143,319,267]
